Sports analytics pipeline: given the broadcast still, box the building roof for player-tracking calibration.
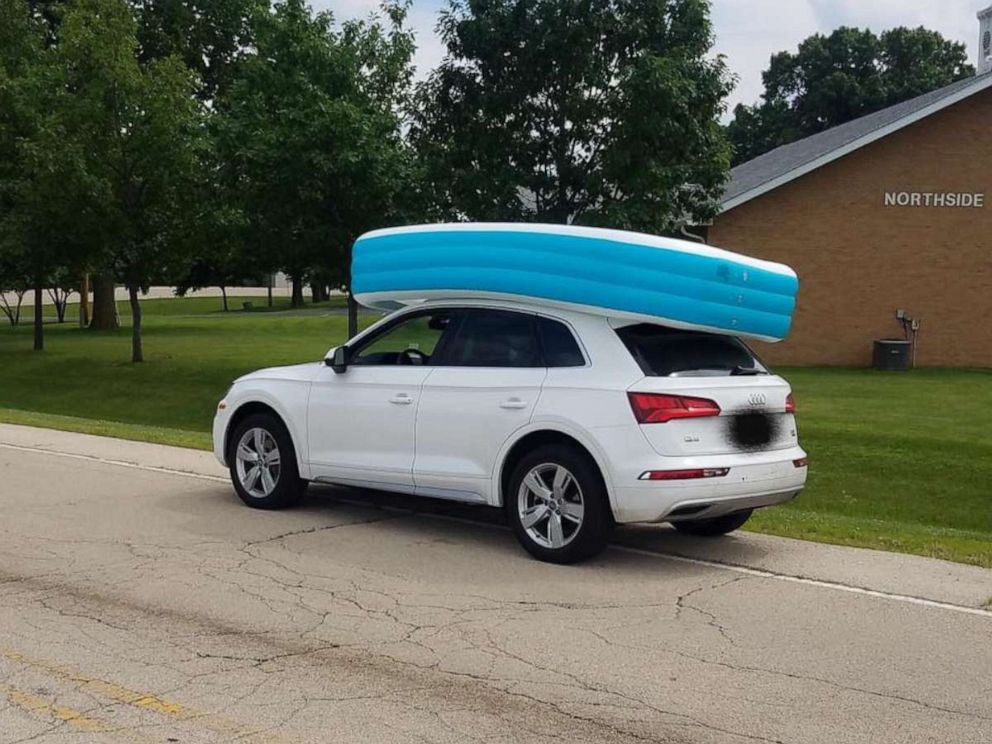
[721,73,992,213]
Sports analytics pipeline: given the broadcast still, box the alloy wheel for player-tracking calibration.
[235,427,282,498]
[517,463,585,549]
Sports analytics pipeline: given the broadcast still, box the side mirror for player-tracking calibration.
[326,345,350,374]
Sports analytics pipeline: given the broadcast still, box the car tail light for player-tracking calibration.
[793,457,808,468]
[627,392,721,424]
[639,468,730,481]
[785,393,796,414]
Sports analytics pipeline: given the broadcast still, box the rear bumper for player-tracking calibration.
[658,487,800,522]
[607,446,807,524]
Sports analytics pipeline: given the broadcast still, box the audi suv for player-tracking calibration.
[214,300,807,563]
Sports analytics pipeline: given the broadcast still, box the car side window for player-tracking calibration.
[538,317,585,367]
[351,310,457,366]
[442,309,541,368]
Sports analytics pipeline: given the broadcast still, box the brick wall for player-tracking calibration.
[709,90,992,367]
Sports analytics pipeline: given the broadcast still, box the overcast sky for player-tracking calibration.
[318,0,984,114]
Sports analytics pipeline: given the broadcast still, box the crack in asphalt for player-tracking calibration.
[1,572,683,742]
[3,533,989,740]
[674,576,744,647]
[241,514,401,549]
[5,439,991,617]
[3,448,991,743]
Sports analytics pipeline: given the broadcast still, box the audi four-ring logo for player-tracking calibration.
[747,392,767,407]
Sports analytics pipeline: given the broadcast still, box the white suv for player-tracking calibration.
[214,300,807,563]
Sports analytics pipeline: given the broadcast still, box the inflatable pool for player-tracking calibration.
[351,223,798,342]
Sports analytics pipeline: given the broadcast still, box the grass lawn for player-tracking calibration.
[1,296,990,567]
[749,367,992,567]
[1,296,369,435]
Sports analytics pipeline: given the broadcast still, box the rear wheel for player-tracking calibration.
[228,413,307,510]
[506,444,610,564]
[672,509,752,537]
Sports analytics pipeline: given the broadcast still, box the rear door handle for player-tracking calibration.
[499,398,528,410]
[389,394,414,405]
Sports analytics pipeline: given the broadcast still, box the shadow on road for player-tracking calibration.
[294,482,772,567]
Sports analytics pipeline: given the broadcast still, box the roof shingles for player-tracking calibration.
[722,74,992,209]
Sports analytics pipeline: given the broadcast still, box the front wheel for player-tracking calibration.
[672,509,752,537]
[228,413,307,510]
[506,444,611,564]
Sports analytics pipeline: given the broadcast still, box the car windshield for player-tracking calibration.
[615,323,768,377]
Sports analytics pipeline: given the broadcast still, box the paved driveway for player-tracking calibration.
[0,427,990,743]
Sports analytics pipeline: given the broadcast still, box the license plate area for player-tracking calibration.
[726,411,776,449]
[738,463,787,482]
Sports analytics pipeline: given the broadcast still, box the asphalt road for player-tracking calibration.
[0,427,990,744]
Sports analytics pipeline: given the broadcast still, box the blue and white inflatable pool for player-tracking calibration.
[352,223,798,342]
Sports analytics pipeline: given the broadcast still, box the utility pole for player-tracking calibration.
[347,291,358,339]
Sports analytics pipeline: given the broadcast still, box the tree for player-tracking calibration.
[0,0,35,330]
[410,0,732,233]
[173,199,259,312]
[214,0,416,313]
[728,26,974,164]
[47,267,77,323]
[0,0,91,350]
[0,250,29,326]
[26,0,258,331]
[58,0,205,362]
[0,290,27,326]
[7,113,94,349]
[338,0,419,336]
[0,0,40,342]
[25,0,64,45]
[88,274,121,329]
[134,0,259,99]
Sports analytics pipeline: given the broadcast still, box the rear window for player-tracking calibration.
[615,323,768,377]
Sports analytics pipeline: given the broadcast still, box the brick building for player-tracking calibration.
[708,35,992,367]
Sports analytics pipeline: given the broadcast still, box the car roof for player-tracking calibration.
[390,297,599,323]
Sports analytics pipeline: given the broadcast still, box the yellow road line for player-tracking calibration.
[1,646,299,743]
[1,648,189,717]
[0,682,109,733]
[1,681,171,744]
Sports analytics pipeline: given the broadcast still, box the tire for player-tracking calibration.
[505,444,611,564]
[672,509,753,537]
[227,413,307,510]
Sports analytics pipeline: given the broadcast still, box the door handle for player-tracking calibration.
[389,394,414,405]
[499,398,528,410]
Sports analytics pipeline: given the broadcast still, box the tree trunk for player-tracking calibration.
[89,274,120,330]
[311,284,329,303]
[347,291,359,340]
[267,283,273,308]
[48,289,69,323]
[79,274,90,328]
[33,277,43,351]
[221,286,228,312]
[128,284,143,363]
[290,275,304,308]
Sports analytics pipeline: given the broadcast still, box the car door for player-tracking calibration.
[413,308,548,502]
[307,308,460,492]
